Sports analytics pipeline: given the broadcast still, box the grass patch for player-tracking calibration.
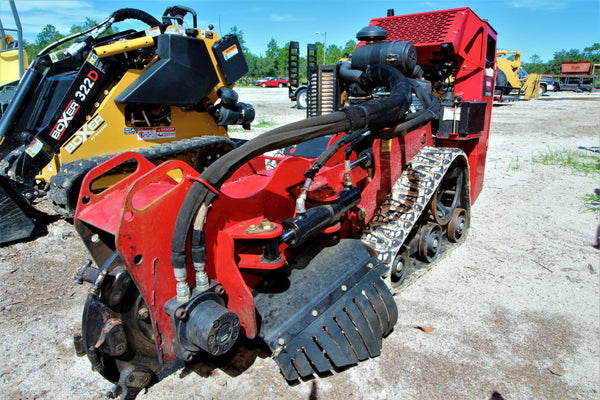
[228,120,277,131]
[508,155,521,170]
[253,120,277,128]
[531,148,600,175]
[583,192,600,212]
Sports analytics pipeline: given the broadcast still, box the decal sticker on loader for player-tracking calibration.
[442,106,461,121]
[64,115,106,154]
[86,52,99,66]
[145,27,161,37]
[49,100,81,140]
[123,127,176,140]
[48,68,100,141]
[25,138,43,158]
[74,70,99,102]
[483,75,494,97]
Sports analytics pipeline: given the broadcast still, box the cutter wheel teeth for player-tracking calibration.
[76,253,162,395]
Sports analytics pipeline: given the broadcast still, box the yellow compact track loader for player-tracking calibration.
[0,6,254,244]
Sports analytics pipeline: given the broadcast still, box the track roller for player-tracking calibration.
[390,246,410,285]
[417,223,442,263]
[447,208,468,243]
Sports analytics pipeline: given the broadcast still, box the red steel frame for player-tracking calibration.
[74,8,496,365]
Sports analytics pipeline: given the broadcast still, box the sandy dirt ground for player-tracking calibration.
[0,88,598,400]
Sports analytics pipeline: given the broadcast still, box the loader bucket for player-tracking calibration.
[0,175,35,244]
[254,239,397,380]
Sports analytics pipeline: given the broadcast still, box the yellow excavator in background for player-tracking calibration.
[0,0,28,116]
[0,33,27,89]
[495,50,541,100]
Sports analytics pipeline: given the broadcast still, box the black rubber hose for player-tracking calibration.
[342,64,412,131]
[110,8,160,27]
[379,95,440,140]
[38,8,159,56]
[304,129,367,180]
[172,115,350,267]
[171,64,413,269]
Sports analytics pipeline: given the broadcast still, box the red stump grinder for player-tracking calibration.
[71,7,497,398]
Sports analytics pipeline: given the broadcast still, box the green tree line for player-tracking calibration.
[23,19,599,84]
[23,21,356,85]
[522,43,600,75]
[24,18,117,59]
[207,26,357,85]
[23,21,356,86]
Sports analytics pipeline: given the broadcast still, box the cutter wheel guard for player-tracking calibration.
[71,7,497,399]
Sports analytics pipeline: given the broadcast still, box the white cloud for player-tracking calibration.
[509,0,570,11]
[269,13,303,22]
[2,1,107,42]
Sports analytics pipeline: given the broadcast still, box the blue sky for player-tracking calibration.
[1,0,598,62]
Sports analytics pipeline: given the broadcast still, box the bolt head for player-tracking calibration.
[175,308,187,320]
[137,308,150,320]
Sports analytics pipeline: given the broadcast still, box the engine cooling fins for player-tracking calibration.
[254,239,398,381]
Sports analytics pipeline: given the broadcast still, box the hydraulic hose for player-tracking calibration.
[171,64,414,277]
[38,8,159,56]
[110,8,160,26]
[380,86,441,139]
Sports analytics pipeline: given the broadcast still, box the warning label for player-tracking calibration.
[25,138,43,158]
[222,44,239,61]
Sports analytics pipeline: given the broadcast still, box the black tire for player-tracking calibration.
[261,83,267,88]
[296,88,307,109]
[278,83,284,88]
[495,69,512,95]
[539,84,547,96]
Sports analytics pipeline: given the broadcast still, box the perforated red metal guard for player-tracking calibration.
[370,8,468,45]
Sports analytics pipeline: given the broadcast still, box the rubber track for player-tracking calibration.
[48,136,234,219]
[361,146,468,265]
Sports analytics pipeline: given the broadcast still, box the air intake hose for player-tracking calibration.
[342,64,412,131]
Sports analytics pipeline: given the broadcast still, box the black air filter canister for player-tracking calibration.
[351,41,417,76]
